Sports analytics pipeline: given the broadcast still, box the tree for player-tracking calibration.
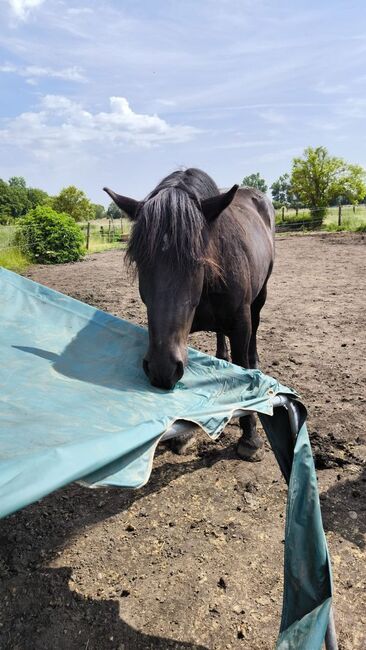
[241,172,267,193]
[291,147,366,220]
[53,185,95,222]
[93,204,106,220]
[270,173,298,208]
[0,179,13,223]
[8,176,27,190]
[0,178,29,221]
[0,177,50,223]
[27,187,50,210]
[107,201,126,219]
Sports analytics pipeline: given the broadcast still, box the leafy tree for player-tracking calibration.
[0,178,29,221]
[93,204,106,219]
[53,185,95,222]
[0,179,13,223]
[291,147,366,220]
[106,201,128,219]
[270,173,298,208]
[27,187,50,210]
[16,206,85,264]
[241,172,268,193]
[8,176,27,190]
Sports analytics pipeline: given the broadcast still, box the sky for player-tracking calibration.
[0,0,366,205]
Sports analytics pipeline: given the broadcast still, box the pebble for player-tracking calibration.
[348,511,358,520]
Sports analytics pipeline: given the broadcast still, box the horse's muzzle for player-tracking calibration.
[143,357,184,390]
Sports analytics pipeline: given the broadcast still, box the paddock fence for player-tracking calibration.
[1,205,365,271]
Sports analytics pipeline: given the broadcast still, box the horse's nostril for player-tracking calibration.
[143,359,149,377]
[175,360,184,382]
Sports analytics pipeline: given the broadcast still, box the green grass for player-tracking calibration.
[275,205,366,232]
[0,225,30,271]
[0,247,30,272]
[0,225,17,247]
[80,221,129,253]
[87,238,125,253]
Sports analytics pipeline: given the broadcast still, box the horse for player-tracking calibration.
[104,168,275,461]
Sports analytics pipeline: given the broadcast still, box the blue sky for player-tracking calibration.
[0,0,365,204]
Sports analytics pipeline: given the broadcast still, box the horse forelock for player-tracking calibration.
[126,185,212,273]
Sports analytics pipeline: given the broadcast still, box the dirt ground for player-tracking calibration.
[1,232,365,650]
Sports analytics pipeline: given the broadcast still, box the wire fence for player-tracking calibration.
[274,203,366,231]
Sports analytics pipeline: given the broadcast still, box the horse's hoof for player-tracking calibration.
[237,440,264,462]
[168,433,196,455]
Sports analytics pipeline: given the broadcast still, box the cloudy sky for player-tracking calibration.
[1,0,365,204]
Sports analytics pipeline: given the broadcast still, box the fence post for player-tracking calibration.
[281,206,285,222]
[121,217,124,235]
[86,222,90,250]
[338,205,342,227]
[108,219,111,242]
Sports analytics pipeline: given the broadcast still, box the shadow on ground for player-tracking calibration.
[321,467,366,549]
[0,439,239,650]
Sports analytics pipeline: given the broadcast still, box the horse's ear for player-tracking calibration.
[201,184,239,222]
[103,187,140,220]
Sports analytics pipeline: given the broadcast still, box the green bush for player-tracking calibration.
[16,206,85,264]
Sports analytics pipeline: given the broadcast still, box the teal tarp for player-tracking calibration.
[0,267,332,649]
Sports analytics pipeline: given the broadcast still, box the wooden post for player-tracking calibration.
[281,206,285,222]
[86,222,90,250]
[121,217,124,235]
[338,205,342,227]
[295,207,299,217]
[108,219,111,242]
[353,205,356,214]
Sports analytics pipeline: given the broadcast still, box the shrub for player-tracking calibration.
[16,206,85,264]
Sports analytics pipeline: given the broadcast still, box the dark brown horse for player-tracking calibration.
[104,168,275,461]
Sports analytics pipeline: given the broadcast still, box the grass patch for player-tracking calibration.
[80,222,128,253]
[87,238,124,253]
[0,225,30,271]
[275,205,366,232]
[0,247,30,273]
[0,225,17,247]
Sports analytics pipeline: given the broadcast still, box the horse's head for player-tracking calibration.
[104,182,238,389]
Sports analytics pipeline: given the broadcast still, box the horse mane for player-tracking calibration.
[126,169,221,276]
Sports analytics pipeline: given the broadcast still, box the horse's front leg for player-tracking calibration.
[229,307,264,462]
[216,332,229,361]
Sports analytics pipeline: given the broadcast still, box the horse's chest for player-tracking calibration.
[192,292,236,333]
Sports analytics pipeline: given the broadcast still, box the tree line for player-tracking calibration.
[241,146,366,217]
[2,146,366,226]
[0,177,119,225]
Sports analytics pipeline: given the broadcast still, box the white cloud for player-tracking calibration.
[0,95,200,155]
[7,0,45,20]
[0,62,86,82]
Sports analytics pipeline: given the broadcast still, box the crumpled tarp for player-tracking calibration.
[0,267,332,649]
